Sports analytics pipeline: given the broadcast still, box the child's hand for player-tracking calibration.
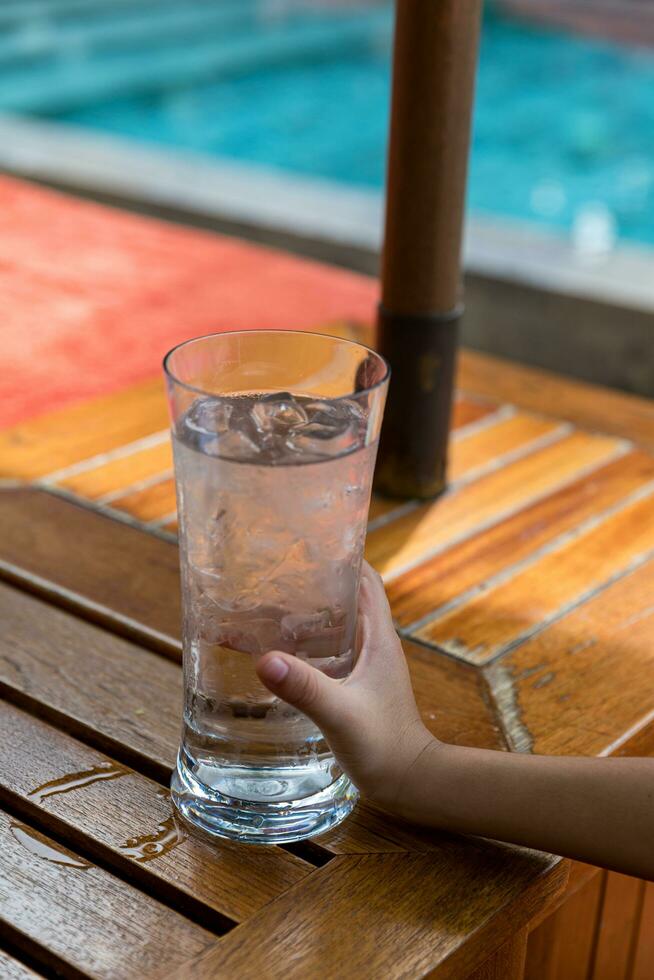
[259,562,654,880]
[256,562,436,812]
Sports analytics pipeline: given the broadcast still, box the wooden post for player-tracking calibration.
[375,0,483,499]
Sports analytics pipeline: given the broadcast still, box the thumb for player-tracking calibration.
[256,652,346,733]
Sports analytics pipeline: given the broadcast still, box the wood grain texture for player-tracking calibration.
[528,860,599,931]
[448,412,561,484]
[0,580,180,779]
[56,438,172,500]
[466,931,527,980]
[406,638,505,749]
[0,377,167,481]
[525,870,604,980]
[0,487,182,659]
[489,558,654,756]
[458,348,654,452]
[0,951,42,979]
[389,449,654,627]
[0,700,312,927]
[172,849,565,980]
[0,808,213,979]
[366,430,623,579]
[111,476,176,523]
[417,485,654,663]
[631,882,654,980]
[592,872,645,980]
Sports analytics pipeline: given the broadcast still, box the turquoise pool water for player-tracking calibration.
[2,1,654,245]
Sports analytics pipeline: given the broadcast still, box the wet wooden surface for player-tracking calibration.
[0,808,214,979]
[2,340,654,976]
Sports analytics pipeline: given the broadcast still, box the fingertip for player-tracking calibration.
[257,652,290,687]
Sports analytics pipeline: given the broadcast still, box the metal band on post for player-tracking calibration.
[374,305,461,499]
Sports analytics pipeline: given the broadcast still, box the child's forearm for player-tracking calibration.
[397,742,654,880]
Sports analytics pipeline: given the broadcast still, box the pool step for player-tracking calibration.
[0,2,255,70]
[0,5,392,115]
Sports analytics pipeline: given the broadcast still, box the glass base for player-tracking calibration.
[171,750,358,845]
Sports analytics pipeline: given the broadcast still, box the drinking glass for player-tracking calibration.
[164,330,389,843]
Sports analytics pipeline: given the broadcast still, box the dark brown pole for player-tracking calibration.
[375,0,483,499]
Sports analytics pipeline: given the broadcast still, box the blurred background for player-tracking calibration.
[1,0,653,393]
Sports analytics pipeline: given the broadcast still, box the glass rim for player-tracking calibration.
[162,328,390,403]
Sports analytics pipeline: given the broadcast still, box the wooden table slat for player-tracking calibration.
[169,849,566,980]
[451,394,500,432]
[591,872,646,980]
[525,871,604,980]
[416,484,654,663]
[56,439,172,502]
[389,449,654,627]
[0,488,183,660]
[0,378,169,482]
[458,349,654,454]
[0,950,43,979]
[0,700,313,927]
[632,882,654,980]
[488,558,654,756]
[367,431,624,579]
[0,808,213,980]
[448,411,563,485]
[111,476,176,524]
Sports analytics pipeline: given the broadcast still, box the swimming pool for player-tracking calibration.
[2,0,654,246]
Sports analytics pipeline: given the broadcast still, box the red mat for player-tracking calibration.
[0,176,377,430]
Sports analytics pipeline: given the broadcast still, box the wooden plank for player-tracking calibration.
[0,808,213,979]
[489,558,654,756]
[56,438,172,501]
[631,882,654,980]
[366,430,623,579]
[389,449,654,627]
[0,700,312,927]
[0,488,182,658]
[525,870,604,980]
[416,485,654,663]
[592,872,645,980]
[406,638,504,749]
[467,931,527,980]
[172,849,565,980]
[448,412,561,484]
[111,476,176,523]
[0,377,168,481]
[458,349,654,453]
[0,951,42,979]
[0,579,180,779]
[452,396,499,430]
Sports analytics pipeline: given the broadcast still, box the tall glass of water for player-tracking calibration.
[164,331,389,844]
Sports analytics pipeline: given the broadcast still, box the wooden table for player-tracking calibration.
[1,329,654,979]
